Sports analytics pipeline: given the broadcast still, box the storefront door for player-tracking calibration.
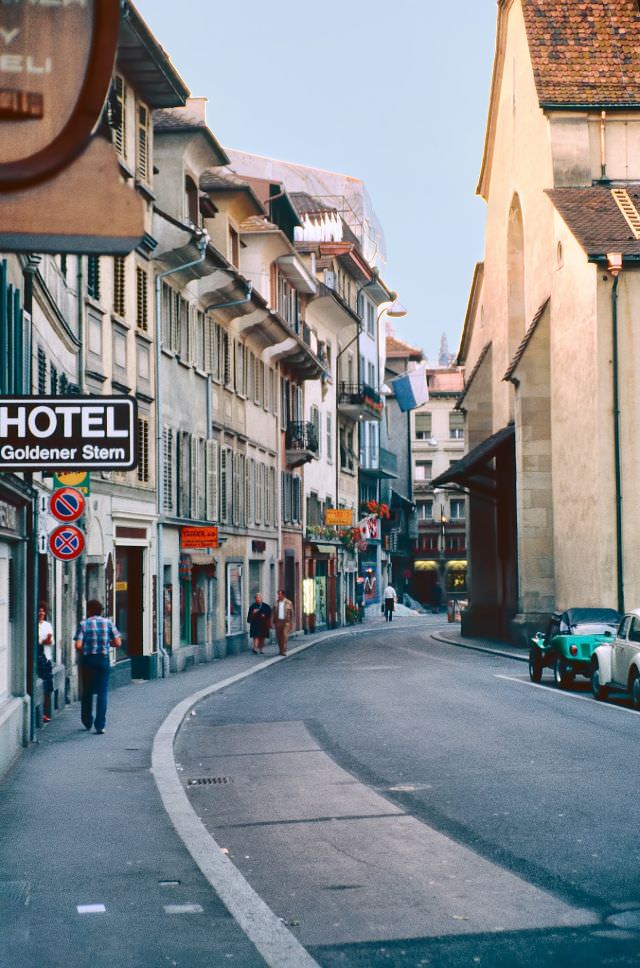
[115,547,143,658]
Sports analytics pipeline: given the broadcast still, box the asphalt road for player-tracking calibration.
[175,626,640,968]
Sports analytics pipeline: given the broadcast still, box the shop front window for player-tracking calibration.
[226,563,243,636]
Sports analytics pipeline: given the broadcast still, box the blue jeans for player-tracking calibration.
[80,655,111,731]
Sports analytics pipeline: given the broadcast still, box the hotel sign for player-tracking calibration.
[0,0,120,191]
[0,396,137,470]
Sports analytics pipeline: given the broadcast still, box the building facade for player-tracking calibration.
[436,0,640,642]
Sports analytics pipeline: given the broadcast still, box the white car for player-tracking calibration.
[591,609,640,707]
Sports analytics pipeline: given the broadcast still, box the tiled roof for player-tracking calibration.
[503,298,550,381]
[154,108,207,131]
[547,186,640,256]
[385,335,423,359]
[290,192,337,217]
[199,169,250,191]
[428,369,464,393]
[522,0,640,106]
[238,215,280,233]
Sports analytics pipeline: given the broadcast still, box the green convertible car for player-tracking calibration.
[528,607,621,688]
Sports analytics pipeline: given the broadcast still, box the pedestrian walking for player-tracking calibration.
[247,593,272,653]
[74,600,121,734]
[38,603,54,722]
[273,589,293,656]
[431,581,443,614]
[383,582,397,622]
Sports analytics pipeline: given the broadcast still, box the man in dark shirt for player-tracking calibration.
[74,600,121,734]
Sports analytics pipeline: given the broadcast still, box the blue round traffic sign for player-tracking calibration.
[48,525,85,561]
[49,487,85,523]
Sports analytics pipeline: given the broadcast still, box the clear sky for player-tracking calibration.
[134,1,497,364]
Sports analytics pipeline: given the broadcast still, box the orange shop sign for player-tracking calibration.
[325,508,353,527]
[180,526,219,550]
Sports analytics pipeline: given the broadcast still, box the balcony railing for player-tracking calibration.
[285,421,319,467]
[337,382,383,421]
[360,445,398,478]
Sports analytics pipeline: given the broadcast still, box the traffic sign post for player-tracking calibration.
[48,524,84,562]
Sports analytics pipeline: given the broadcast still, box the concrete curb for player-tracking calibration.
[151,620,420,968]
[432,630,529,663]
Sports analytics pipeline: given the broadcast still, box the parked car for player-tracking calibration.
[591,609,640,707]
[529,607,621,688]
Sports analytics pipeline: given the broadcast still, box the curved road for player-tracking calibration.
[164,624,640,967]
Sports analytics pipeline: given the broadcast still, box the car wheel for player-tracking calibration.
[554,657,574,689]
[591,663,608,701]
[528,648,543,683]
[630,670,640,710]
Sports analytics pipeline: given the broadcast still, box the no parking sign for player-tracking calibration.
[48,525,85,562]
[49,487,85,523]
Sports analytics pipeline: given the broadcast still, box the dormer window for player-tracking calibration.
[229,226,239,267]
[185,175,199,227]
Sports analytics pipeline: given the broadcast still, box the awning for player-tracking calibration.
[431,424,515,496]
[391,489,415,511]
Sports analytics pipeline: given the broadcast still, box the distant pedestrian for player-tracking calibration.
[37,603,54,723]
[431,581,443,614]
[383,583,397,622]
[273,589,293,656]
[247,593,271,654]
[74,600,121,734]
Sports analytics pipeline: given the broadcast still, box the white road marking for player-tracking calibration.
[77,904,106,914]
[163,904,204,914]
[495,675,640,716]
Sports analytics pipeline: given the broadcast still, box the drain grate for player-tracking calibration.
[187,776,232,786]
[0,881,30,905]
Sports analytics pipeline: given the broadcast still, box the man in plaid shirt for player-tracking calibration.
[74,600,122,734]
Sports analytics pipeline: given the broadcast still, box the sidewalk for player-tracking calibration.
[0,615,422,968]
[432,626,529,662]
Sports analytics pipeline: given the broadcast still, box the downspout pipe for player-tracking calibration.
[611,268,624,614]
[204,281,252,314]
[155,234,208,676]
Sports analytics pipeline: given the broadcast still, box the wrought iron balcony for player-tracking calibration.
[337,382,383,421]
[285,421,319,467]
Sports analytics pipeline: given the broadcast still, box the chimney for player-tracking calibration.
[185,97,208,123]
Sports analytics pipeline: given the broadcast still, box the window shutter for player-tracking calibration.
[113,256,126,317]
[136,265,148,332]
[163,428,174,513]
[220,447,230,524]
[136,102,149,182]
[136,416,150,484]
[206,439,219,521]
[190,436,200,519]
[246,458,254,525]
[112,75,126,158]
[179,432,191,517]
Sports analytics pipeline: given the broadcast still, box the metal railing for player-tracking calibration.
[285,421,319,454]
[337,382,383,411]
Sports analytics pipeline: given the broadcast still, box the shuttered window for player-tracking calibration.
[136,102,150,182]
[136,265,148,332]
[112,75,126,159]
[255,462,263,525]
[415,413,432,440]
[163,428,174,513]
[87,256,100,300]
[137,416,150,484]
[220,447,231,524]
[246,458,255,526]
[205,439,219,522]
[113,256,126,317]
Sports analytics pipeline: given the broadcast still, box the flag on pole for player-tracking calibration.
[391,363,429,411]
